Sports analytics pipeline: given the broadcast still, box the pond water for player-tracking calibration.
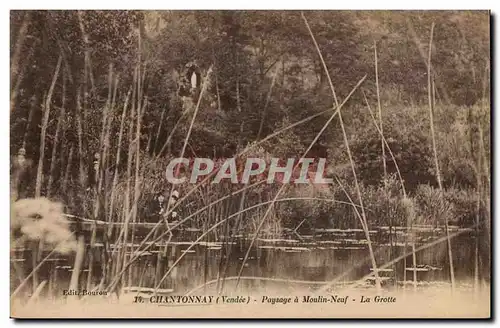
[11,225,489,299]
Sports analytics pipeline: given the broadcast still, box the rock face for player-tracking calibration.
[178,62,202,114]
[178,62,201,97]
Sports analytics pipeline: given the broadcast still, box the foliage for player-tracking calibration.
[9,10,490,233]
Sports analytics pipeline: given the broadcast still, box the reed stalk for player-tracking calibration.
[114,64,210,263]
[426,23,455,290]
[130,69,145,289]
[100,71,120,287]
[355,223,477,288]
[319,222,479,293]
[102,70,119,217]
[31,55,62,293]
[107,89,131,235]
[35,55,62,198]
[102,174,297,292]
[218,58,282,294]
[374,41,387,185]
[234,67,368,289]
[69,65,89,294]
[26,280,47,306]
[11,39,36,115]
[11,232,75,301]
[47,71,66,197]
[10,11,30,82]
[218,189,247,294]
[21,95,37,148]
[121,67,138,288]
[153,197,367,293]
[257,63,280,140]
[85,64,114,291]
[106,78,378,294]
[474,142,481,293]
[362,90,411,286]
[162,66,213,220]
[111,72,366,292]
[301,12,381,291]
[61,146,73,194]
[10,11,31,113]
[362,92,407,196]
[155,110,188,158]
[407,19,451,106]
[153,105,168,153]
[70,94,86,291]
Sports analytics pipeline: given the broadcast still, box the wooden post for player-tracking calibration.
[69,235,85,294]
[31,241,39,295]
[49,259,58,299]
[154,251,162,289]
[169,245,178,290]
[87,155,100,291]
[86,222,97,291]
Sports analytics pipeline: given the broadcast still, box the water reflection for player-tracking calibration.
[10,226,487,299]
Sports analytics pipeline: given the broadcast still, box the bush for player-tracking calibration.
[444,187,477,227]
[279,174,409,230]
[413,184,477,227]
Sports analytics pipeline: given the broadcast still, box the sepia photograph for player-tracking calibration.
[9,9,491,319]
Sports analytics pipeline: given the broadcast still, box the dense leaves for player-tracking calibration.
[10,10,490,230]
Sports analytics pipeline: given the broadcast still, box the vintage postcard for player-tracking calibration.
[10,10,491,319]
